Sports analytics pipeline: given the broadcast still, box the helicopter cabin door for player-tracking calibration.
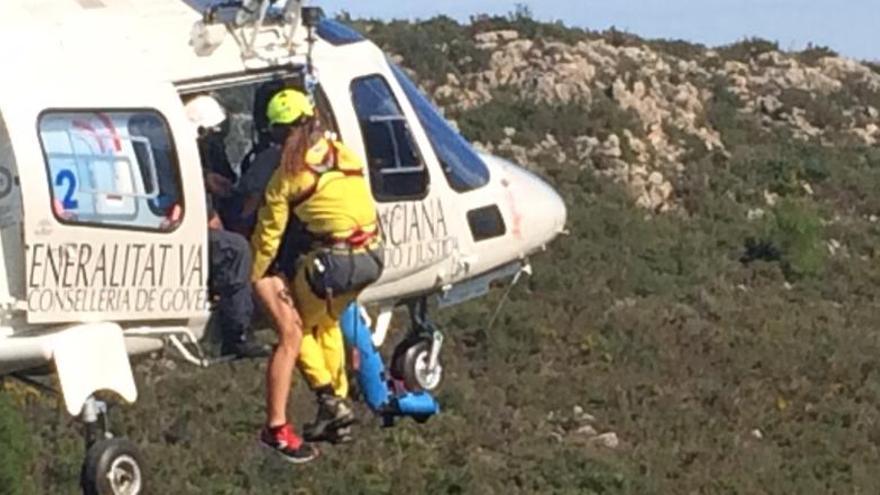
[2,75,208,324]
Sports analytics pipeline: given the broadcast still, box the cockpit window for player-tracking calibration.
[351,75,428,202]
[390,64,490,192]
[316,19,365,46]
[38,110,183,231]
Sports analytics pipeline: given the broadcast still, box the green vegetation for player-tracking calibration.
[717,37,780,62]
[455,89,641,148]
[743,199,827,280]
[346,15,491,88]
[796,44,839,65]
[646,38,708,62]
[468,4,595,46]
[0,388,35,495]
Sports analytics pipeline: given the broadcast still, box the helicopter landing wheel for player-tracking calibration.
[81,438,145,495]
[391,338,444,392]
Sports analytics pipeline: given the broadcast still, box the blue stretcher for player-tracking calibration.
[339,304,439,425]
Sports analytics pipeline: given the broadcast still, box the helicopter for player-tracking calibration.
[0,1,567,493]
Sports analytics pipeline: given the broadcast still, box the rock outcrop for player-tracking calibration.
[401,30,880,212]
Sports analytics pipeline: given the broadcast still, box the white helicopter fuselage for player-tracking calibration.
[0,1,566,416]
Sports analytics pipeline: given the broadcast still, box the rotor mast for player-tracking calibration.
[190,0,314,64]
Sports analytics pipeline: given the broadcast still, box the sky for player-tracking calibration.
[317,0,879,61]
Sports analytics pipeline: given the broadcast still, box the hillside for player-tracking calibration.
[5,13,880,494]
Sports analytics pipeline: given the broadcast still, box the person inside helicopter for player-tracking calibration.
[183,95,271,359]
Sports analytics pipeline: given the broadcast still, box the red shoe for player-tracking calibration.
[260,424,319,464]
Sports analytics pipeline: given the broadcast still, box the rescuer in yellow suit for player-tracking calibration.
[253,89,383,460]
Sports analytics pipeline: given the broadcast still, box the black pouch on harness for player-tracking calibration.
[306,246,385,299]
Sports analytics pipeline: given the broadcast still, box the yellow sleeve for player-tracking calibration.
[250,166,318,280]
[333,141,366,172]
[250,167,292,281]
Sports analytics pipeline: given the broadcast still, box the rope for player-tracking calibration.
[486,268,528,334]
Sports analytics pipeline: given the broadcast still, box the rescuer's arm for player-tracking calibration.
[250,167,293,282]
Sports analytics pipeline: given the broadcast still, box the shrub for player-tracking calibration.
[777,88,854,131]
[351,16,490,87]
[603,27,642,49]
[778,87,814,111]
[774,199,826,278]
[805,93,850,130]
[705,77,766,149]
[718,37,780,62]
[453,88,642,149]
[840,79,880,115]
[0,390,34,495]
[647,38,707,61]
[797,44,838,65]
[745,199,826,280]
[727,140,830,204]
[470,7,593,45]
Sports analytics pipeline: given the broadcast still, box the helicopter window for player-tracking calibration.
[351,75,428,202]
[38,110,184,232]
[390,64,491,193]
[467,205,507,242]
[316,19,365,46]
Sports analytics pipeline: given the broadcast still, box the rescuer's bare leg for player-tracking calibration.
[254,276,303,428]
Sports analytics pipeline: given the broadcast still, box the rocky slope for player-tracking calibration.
[396,26,879,213]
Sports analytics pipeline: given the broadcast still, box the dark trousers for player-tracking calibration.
[208,229,254,346]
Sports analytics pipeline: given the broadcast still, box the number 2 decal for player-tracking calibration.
[54,170,79,209]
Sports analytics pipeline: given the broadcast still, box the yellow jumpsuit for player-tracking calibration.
[251,138,380,398]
